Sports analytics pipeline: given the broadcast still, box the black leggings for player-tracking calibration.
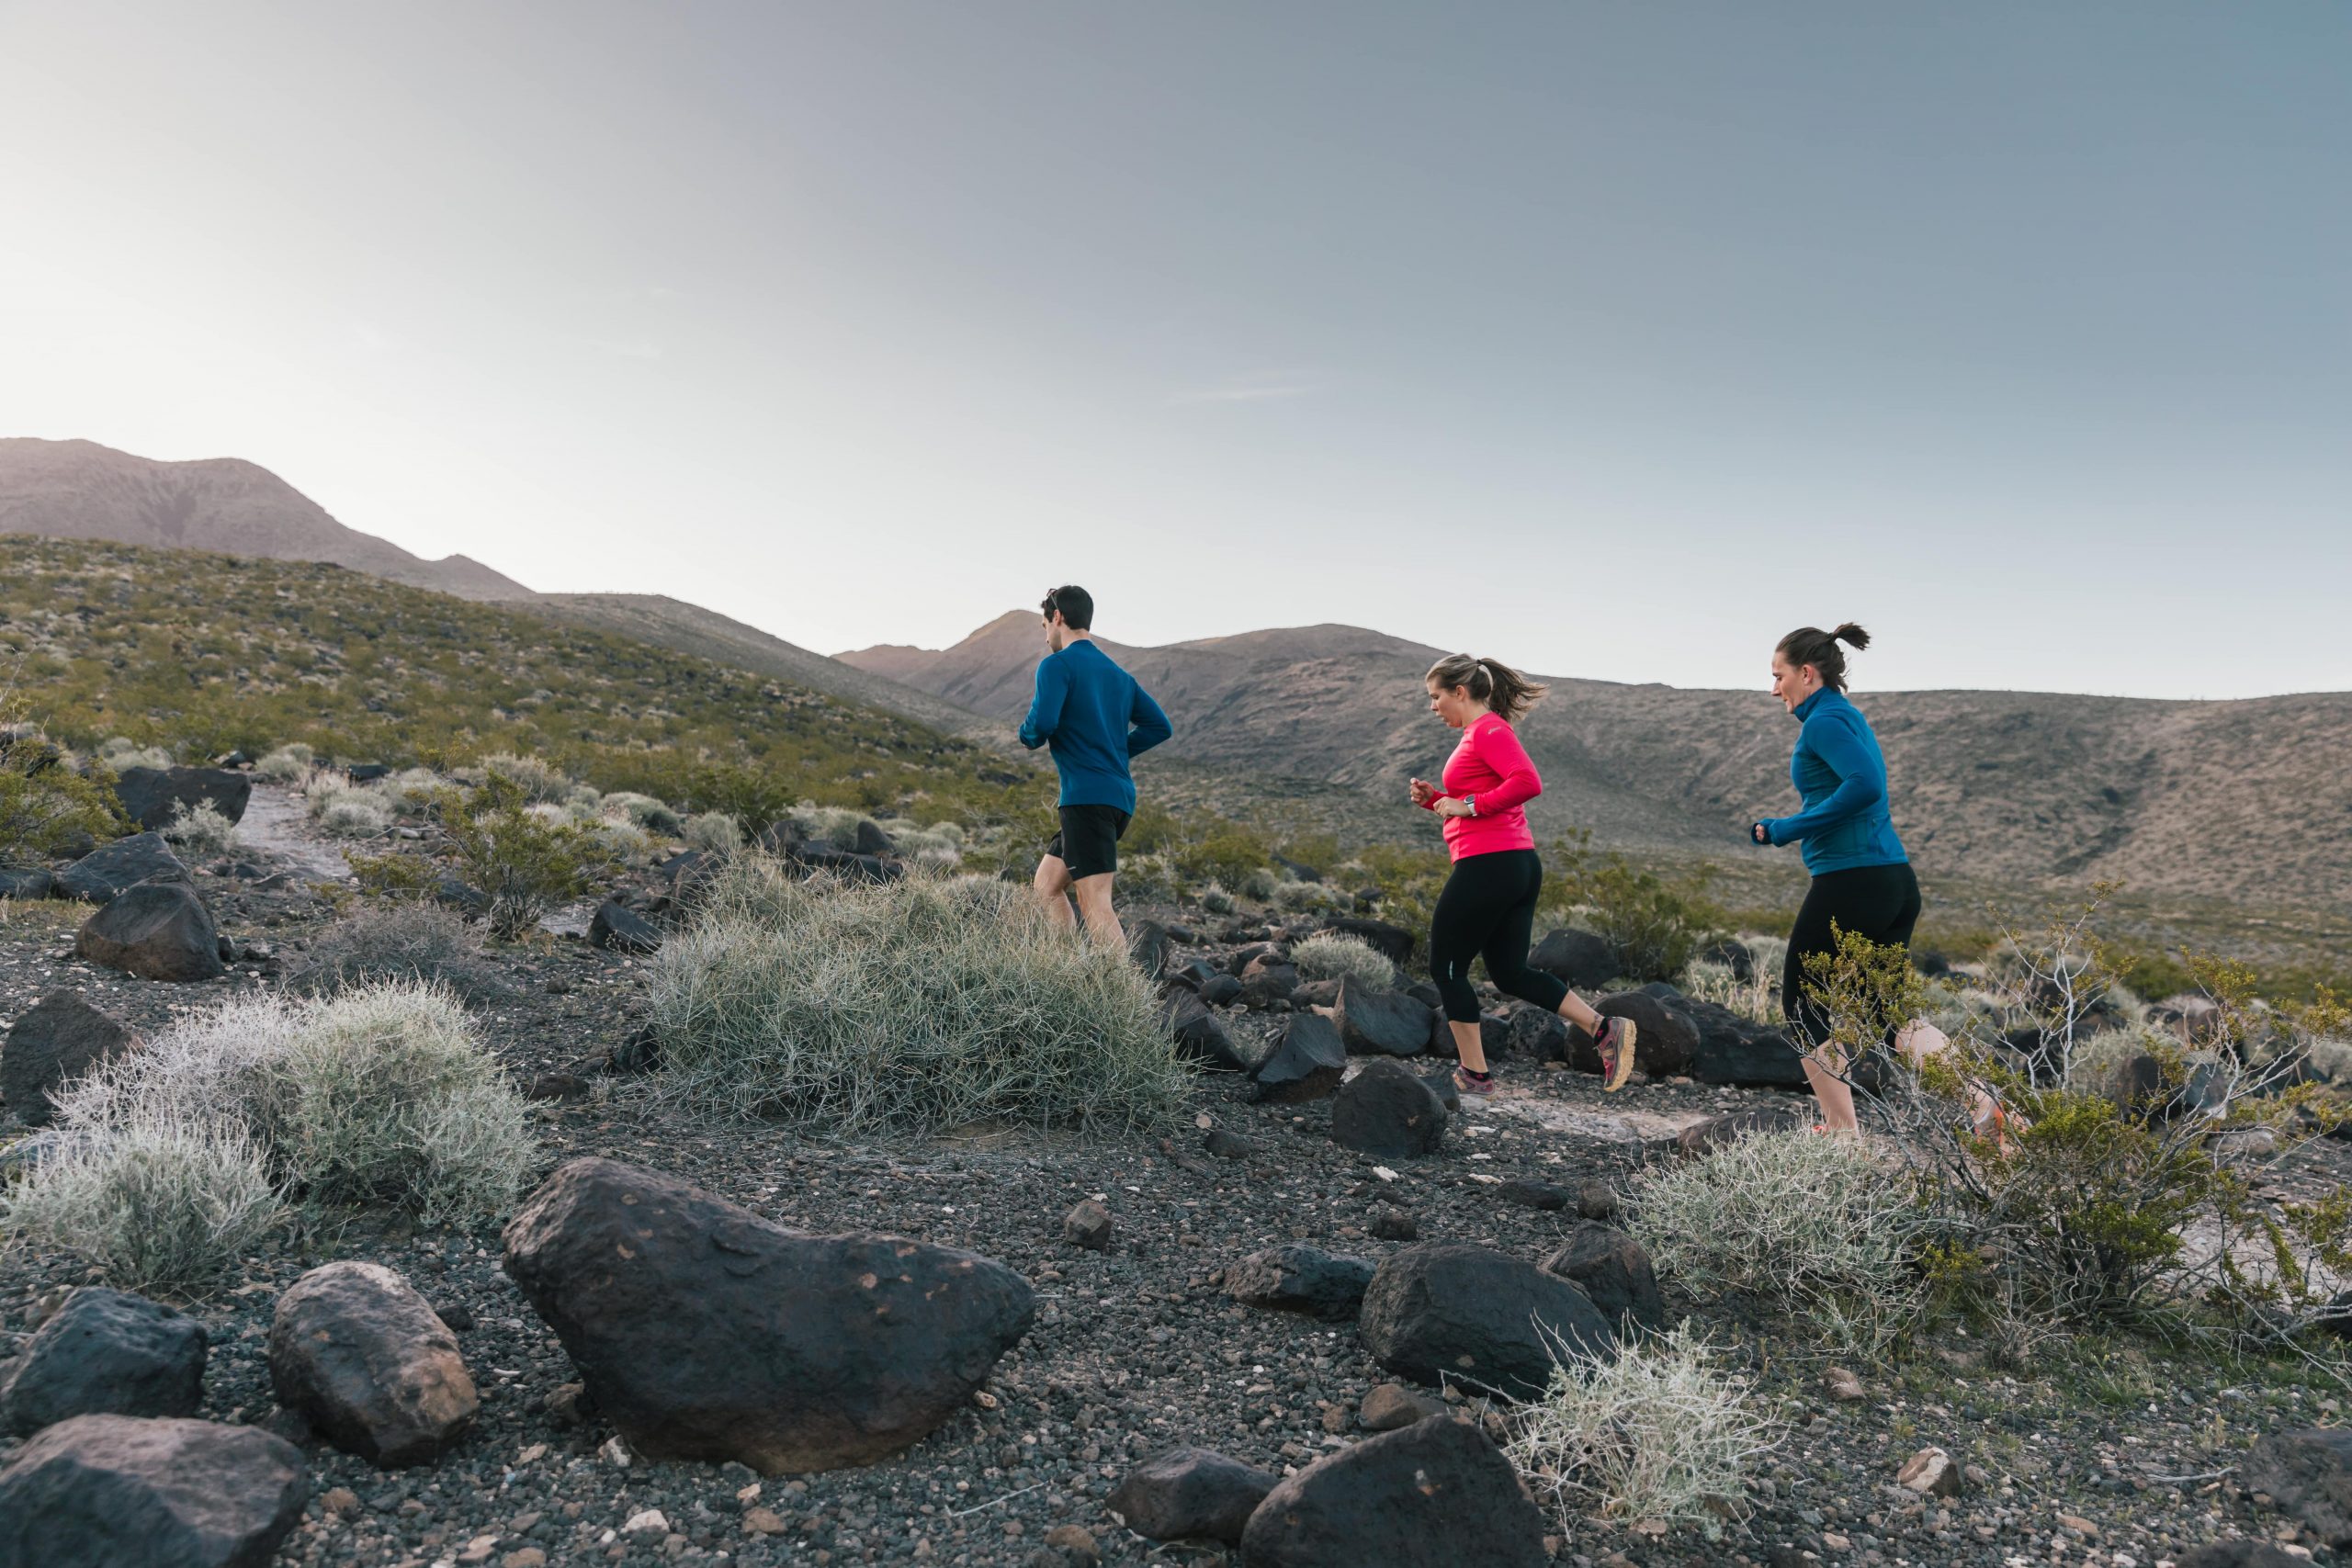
[1781,862,1923,1052]
[1429,849,1570,1025]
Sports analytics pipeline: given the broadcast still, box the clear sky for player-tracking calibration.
[2,3,2345,698]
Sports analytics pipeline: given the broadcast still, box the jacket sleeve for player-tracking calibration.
[1767,712,1885,845]
[1126,680,1172,758]
[1468,718,1543,815]
[1017,659,1066,751]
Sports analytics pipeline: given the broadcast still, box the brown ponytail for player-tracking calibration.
[1424,653,1548,723]
[1776,623,1871,693]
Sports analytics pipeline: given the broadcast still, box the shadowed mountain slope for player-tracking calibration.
[843,615,2352,913]
[0,437,534,601]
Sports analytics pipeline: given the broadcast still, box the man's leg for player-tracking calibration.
[1034,854,1077,931]
[1071,872,1125,949]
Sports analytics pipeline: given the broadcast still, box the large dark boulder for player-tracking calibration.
[1224,1247,1375,1320]
[1682,999,1809,1089]
[267,1262,478,1467]
[1324,917,1415,966]
[0,867,54,901]
[1333,979,1433,1058]
[1567,990,1696,1077]
[2177,1545,2313,1568]
[1677,1106,1813,1157]
[1330,1058,1448,1158]
[1540,1223,1665,1329]
[1530,927,1615,989]
[111,768,252,834]
[1506,1003,1570,1063]
[52,832,188,903]
[1695,938,1755,980]
[1237,1415,1548,1568]
[74,884,225,982]
[1239,959,1302,1010]
[1127,919,1171,983]
[1162,991,1247,1072]
[0,1414,308,1568]
[1107,1447,1275,1546]
[587,899,662,955]
[2,990,136,1126]
[1249,1014,1347,1103]
[1,1290,207,1437]
[1359,1244,1613,1399]
[502,1157,1034,1472]
[2244,1428,2352,1548]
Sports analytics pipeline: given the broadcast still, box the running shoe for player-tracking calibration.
[1593,1016,1639,1093]
[1453,1066,1498,1099]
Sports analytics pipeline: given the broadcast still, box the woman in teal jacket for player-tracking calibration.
[1750,623,1920,1133]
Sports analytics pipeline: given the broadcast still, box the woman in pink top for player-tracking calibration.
[1409,654,1637,1098]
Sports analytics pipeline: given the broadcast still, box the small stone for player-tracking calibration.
[622,1507,669,1534]
[1823,1366,1864,1403]
[1044,1523,1100,1561]
[743,1506,787,1535]
[1823,1532,1852,1551]
[1896,1446,1962,1497]
[1359,1382,1445,1433]
[2057,1513,2098,1538]
[322,1486,359,1516]
[503,1551,548,1568]
[1370,1204,1418,1241]
[1064,1200,1114,1251]
[1575,1185,1616,1221]
[1203,1129,1259,1160]
[1320,1405,1349,1434]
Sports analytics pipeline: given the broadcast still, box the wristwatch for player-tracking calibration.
[1464,795,1478,818]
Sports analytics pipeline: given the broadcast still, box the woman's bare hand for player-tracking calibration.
[1408,777,1440,807]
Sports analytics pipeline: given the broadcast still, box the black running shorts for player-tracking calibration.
[1046,805,1131,881]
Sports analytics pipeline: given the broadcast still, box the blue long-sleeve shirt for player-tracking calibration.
[1758,687,1908,874]
[1016,639,1171,812]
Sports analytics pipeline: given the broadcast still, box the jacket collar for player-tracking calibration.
[1792,686,1838,722]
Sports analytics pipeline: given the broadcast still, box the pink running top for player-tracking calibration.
[1423,711,1542,859]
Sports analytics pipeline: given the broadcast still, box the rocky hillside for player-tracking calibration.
[0,438,534,602]
[843,615,2352,915]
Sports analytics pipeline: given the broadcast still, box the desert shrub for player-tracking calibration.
[46,984,532,1227]
[318,796,392,838]
[480,750,571,804]
[3,1117,286,1299]
[649,854,1188,1136]
[1272,878,1339,913]
[1551,833,1720,983]
[433,775,616,940]
[1291,932,1396,990]
[164,800,241,859]
[345,850,445,901]
[96,736,174,770]
[264,982,532,1222]
[0,710,123,864]
[372,768,445,818]
[599,791,684,837]
[253,742,315,782]
[683,810,743,853]
[1680,947,1783,1027]
[288,901,506,1004]
[1198,883,1236,916]
[1508,1325,1778,1540]
[1629,1129,1930,1358]
[588,812,656,868]
[1240,867,1279,902]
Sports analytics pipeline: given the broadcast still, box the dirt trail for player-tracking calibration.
[234,781,353,885]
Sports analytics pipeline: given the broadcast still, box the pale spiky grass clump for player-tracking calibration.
[3,1116,286,1300]
[1272,878,1340,913]
[41,984,533,1231]
[301,768,392,838]
[480,750,571,804]
[600,791,684,837]
[1680,937,1785,1025]
[1199,884,1236,916]
[96,737,174,771]
[684,811,743,853]
[254,742,316,782]
[164,800,242,859]
[288,901,506,1005]
[1291,932,1396,990]
[650,853,1189,1136]
[1628,1130,1929,1357]
[1508,1325,1778,1540]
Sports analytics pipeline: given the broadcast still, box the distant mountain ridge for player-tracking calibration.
[0,437,535,601]
[842,614,2352,915]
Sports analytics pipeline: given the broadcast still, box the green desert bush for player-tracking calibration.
[480,750,571,804]
[649,853,1188,1136]
[433,774,616,940]
[43,983,532,1228]
[253,742,315,782]
[0,712,123,864]
[3,1117,286,1300]
[1551,833,1720,984]
[599,790,684,837]
[1291,932,1397,990]
[163,799,241,859]
[287,901,506,1005]
[1198,883,1236,916]
[1508,1325,1778,1540]
[683,810,743,853]
[1630,1130,1930,1358]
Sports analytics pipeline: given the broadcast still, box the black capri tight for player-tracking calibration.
[1781,862,1923,1052]
[1429,849,1570,1024]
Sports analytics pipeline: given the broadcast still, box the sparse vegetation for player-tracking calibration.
[0,700,123,865]
[650,854,1188,1135]
[253,741,314,781]
[683,810,743,853]
[287,900,507,1005]
[1508,1324,1778,1540]
[1291,931,1397,990]
[1551,831,1721,984]
[163,799,241,859]
[433,774,616,940]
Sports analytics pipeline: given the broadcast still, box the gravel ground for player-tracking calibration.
[1,795,2344,1568]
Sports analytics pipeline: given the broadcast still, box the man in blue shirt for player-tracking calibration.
[1019,585,1172,946]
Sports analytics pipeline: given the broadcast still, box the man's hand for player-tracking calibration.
[1408,777,1440,808]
